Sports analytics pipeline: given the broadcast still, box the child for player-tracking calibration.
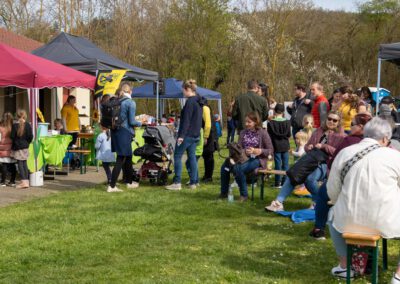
[54,118,66,134]
[291,131,308,159]
[214,114,222,140]
[0,112,17,187]
[95,126,116,185]
[10,109,33,189]
[267,103,291,188]
[301,114,314,141]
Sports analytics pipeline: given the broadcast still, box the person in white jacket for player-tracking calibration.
[327,117,400,282]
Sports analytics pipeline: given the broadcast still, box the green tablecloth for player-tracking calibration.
[132,128,145,164]
[28,135,72,172]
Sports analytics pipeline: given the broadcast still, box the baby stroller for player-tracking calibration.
[132,125,175,185]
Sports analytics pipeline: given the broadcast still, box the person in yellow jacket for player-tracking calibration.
[201,100,218,183]
[61,95,80,147]
[338,86,366,134]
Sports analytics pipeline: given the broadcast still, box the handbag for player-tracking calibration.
[287,148,328,186]
[227,142,248,164]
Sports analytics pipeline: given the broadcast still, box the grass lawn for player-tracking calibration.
[0,143,399,283]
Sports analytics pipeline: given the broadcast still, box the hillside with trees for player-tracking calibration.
[1,0,400,113]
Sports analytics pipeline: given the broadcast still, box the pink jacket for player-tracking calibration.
[0,126,12,158]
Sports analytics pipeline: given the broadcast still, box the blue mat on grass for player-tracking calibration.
[275,209,315,224]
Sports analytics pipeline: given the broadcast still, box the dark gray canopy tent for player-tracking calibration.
[376,42,400,114]
[32,32,158,81]
[32,32,161,118]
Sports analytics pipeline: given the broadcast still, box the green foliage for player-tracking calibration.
[162,0,232,88]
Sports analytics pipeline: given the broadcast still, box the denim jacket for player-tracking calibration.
[120,98,141,135]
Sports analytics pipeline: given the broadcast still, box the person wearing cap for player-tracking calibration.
[380,96,400,122]
[267,103,291,188]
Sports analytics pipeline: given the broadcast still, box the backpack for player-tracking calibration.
[100,97,128,130]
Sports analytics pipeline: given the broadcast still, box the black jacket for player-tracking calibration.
[287,95,313,130]
[267,119,291,153]
[178,95,204,139]
[10,122,33,151]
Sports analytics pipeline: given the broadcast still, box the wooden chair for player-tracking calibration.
[342,233,388,284]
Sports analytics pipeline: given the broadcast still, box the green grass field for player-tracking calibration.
[0,144,398,283]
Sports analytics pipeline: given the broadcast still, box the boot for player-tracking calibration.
[16,180,29,189]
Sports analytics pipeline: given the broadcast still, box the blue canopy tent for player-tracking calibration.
[132,78,223,124]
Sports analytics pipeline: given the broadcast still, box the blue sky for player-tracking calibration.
[313,0,369,12]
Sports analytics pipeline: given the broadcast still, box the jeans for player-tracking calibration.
[227,119,236,144]
[314,180,331,230]
[328,220,347,257]
[304,164,327,203]
[173,136,199,184]
[274,152,289,185]
[110,155,132,188]
[1,163,16,183]
[102,162,112,184]
[185,156,200,183]
[277,164,327,203]
[17,160,29,180]
[220,158,261,197]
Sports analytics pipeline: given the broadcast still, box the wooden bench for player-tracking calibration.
[67,149,91,174]
[342,233,388,284]
[250,169,287,201]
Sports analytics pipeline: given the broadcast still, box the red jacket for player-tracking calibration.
[311,95,329,128]
[0,126,13,158]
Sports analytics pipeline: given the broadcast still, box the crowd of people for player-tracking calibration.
[1,78,400,282]
[215,79,400,282]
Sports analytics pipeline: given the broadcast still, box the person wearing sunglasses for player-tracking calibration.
[327,117,400,281]
[266,111,345,212]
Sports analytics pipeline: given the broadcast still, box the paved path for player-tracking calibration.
[0,167,106,208]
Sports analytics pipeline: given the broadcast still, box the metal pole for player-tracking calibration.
[218,99,223,128]
[376,58,382,116]
[156,80,159,124]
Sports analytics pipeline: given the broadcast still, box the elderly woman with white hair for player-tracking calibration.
[327,117,400,282]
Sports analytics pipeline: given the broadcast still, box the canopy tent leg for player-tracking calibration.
[376,58,382,116]
[156,81,159,124]
[29,88,39,138]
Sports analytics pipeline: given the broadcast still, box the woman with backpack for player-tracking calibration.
[219,112,274,202]
[107,83,143,193]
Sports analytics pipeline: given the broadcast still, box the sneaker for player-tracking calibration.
[188,184,197,190]
[309,202,316,210]
[107,186,123,193]
[202,177,213,183]
[218,193,228,199]
[274,185,282,189]
[265,200,284,212]
[331,265,354,279]
[391,273,400,284]
[7,182,16,187]
[239,196,248,202]
[309,228,326,240]
[165,183,182,191]
[126,182,139,189]
[0,183,6,187]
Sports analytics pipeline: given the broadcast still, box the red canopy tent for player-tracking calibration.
[0,42,96,135]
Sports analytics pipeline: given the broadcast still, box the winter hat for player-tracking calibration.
[379,104,392,116]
